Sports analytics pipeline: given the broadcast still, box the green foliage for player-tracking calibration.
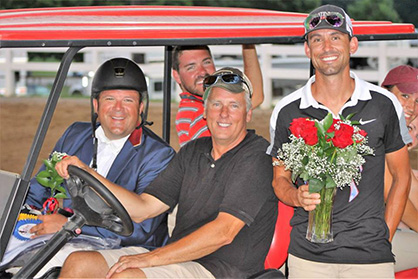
[347,0,401,23]
[394,0,418,27]
[36,152,68,199]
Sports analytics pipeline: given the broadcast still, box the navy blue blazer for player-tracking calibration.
[26,122,175,248]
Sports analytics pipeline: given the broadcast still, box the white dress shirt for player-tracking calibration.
[93,126,130,177]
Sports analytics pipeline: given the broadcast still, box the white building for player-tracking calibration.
[0,41,417,109]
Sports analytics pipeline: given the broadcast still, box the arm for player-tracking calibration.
[242,44,264,109]
[384,161,418,232]
[272,158,320,211]
[385,146,411,241]
[106,212,245,278]
[55,156,170,223]
[82,144,175,245]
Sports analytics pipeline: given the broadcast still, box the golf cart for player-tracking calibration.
[0,5,417,279]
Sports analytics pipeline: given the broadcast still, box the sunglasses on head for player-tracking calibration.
[203,73,251,96]
[304,12,344,31]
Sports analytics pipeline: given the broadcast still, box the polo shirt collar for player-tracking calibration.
[180,91,204,103]
[201,130,257,158]
[299,71,372,112]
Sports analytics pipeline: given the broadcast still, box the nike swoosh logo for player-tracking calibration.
[359,118,376,125]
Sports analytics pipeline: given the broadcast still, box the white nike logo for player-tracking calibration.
[359,118,376,125]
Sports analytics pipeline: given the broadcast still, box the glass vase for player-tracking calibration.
[306,187,336,243]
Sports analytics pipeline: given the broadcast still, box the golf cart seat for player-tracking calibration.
[249,201,294,279]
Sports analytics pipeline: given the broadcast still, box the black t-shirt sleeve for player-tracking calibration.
[144,147,186,211]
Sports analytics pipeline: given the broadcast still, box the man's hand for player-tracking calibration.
[55,155,91,179]
[29,213,67,237]
[106,252,155,279]
[296,184,321,211]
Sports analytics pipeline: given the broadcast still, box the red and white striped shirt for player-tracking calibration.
[176,92,211,146]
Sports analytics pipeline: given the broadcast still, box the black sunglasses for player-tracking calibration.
[304,12,344,31]
[203,73,251,96]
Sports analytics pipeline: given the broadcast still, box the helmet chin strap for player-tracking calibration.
[91,112,98,171]
[136,112,153,129]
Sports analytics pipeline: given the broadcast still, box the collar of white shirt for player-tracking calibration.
[95,126,129,155]
[94,126,130,177]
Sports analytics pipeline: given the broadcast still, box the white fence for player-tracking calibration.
[0,41,417,109]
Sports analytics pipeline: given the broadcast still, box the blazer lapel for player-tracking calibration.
[106,141,137,182]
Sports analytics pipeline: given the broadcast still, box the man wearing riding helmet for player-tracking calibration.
[23,58,175,276]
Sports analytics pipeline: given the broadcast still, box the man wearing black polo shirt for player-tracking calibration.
[57,67,277,279]
[267,4,411,278]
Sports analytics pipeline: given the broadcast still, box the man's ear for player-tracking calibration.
[349,36,359,55]
[172,69,181,85]
[93,98,99,114]
[139,101,144,116]
[246,108,253,123]
[304,41,311,59]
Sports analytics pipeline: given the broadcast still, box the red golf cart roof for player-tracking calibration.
[0,5,416,48]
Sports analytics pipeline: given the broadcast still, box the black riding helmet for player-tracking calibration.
[90,57,149,170]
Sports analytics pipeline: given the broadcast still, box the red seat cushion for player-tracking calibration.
[264,201,293,269]
[395,267,418,279]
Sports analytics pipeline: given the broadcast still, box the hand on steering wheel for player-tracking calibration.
[66,165,133,236]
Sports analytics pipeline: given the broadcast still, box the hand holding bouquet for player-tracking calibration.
[277,113,374,242]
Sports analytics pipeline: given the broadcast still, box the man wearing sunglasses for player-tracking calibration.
[56,67,277,279]
[267,4,411,278]
[172,45,264,147]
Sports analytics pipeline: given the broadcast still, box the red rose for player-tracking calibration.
[325,119,340,142]
[289,118,309,137]
[332,123,354,148]
[302,130,318,145]
[289,118,318,145]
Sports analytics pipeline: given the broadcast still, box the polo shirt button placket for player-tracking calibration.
[210,163,215,168]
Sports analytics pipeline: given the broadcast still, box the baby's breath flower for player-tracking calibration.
[276,113,374,193]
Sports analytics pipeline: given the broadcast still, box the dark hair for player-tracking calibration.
[382,84,395,92]
[172,45,212,72]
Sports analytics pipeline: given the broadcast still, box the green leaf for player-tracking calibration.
[56,185,66,194]
[309,178,324,193]
[43,159,54,170]
[302,156,309,165]
[315,121,326,140]
[47,180,56,188]
[300,172,309,182]
[51,170,61,180]
[37,170,51,178]
[55,177,64,185]
[323,113,334,131]
[345,112,356,121]
[325,131,334,138]
[36,176,50,187]
[54,192,68,199]
[291,172,298,183]
[325,174,337,188]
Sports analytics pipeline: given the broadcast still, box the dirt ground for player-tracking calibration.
[0,97,273,176]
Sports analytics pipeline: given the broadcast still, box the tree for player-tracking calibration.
[394,0,418,27]
[347,0,401,23]
[191,0,320,13]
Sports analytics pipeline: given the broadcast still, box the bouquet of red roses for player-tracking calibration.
[277,113,374,243]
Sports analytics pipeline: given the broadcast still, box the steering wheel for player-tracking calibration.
[66,165,133,236]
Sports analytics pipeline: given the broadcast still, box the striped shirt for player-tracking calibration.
[176,92,211,146]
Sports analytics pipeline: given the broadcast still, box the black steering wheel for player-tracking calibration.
[66,165,133,236]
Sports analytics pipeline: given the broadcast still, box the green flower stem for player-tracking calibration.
[307,187,336,243]
[330,149,337,164]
